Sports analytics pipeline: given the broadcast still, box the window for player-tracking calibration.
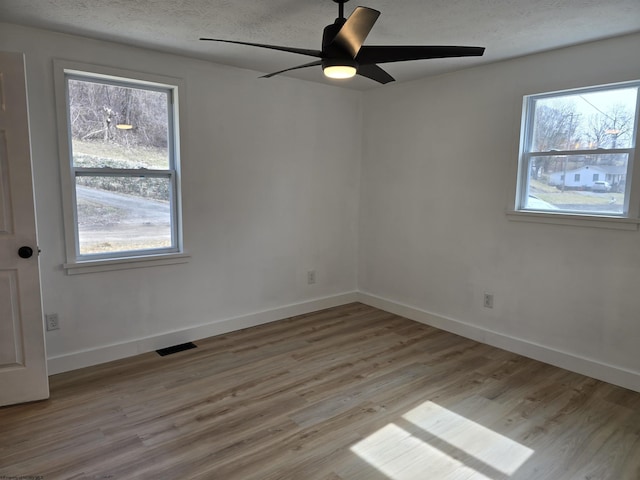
[55,62,186,273]
[515,80,640,223]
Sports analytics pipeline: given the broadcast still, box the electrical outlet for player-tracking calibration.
[45,313,60,331]
[307,270,317,285]
[483,294,494,309]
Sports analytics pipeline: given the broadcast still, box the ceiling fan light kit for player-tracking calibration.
[323,58,358,79]
[200,0,485,85]
[323,65,357,79]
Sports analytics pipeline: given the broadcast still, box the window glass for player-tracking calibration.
[530,88,637,152]
[68,79,170,170]
[65,74,179,259]
[519,82,639,217]
[75,175,173,255]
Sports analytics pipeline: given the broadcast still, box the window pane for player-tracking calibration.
[68,79,170,169]
[75,176,173,255]
[525,154,627,214]
[531,87,637,152]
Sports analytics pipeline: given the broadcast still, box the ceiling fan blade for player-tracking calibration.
[356,45,485,64]
[200,38,322,58]
[331,6,380,58]
[357,64,395,84]
[261,61,323,78]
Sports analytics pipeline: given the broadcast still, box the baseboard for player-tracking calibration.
[357,292,640,393]
[47,292,359,375]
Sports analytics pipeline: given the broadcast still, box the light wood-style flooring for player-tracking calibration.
[1,303,639,479]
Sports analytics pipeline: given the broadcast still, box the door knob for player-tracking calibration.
[18,246,33,258]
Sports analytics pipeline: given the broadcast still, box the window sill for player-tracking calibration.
[506,210,640,231]
[63,252,191,275]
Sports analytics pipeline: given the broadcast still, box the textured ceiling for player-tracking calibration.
[1,0,639,89]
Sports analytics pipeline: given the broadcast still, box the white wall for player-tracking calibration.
[0,24,362,371]
[359,33,640,390]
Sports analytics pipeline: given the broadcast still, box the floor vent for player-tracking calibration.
[156,342,197,356]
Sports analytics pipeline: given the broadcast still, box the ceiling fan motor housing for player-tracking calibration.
[322,19,349,56]
[322,56,357,71]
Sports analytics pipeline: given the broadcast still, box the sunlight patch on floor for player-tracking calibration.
[351,401,534,480]
[351,423,493,480]
[402,401,533,475]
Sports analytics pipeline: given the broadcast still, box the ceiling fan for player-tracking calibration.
[201,0,485,84]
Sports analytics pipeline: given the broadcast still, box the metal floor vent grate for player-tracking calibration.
[156,342,197,356]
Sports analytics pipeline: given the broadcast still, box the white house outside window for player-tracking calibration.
[516,80,639,221]
[55,62,186,273]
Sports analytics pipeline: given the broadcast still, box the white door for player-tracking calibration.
[0,52,49,406]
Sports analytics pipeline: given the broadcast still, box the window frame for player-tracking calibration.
[509,80,640,230]
[54,60,188,274]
